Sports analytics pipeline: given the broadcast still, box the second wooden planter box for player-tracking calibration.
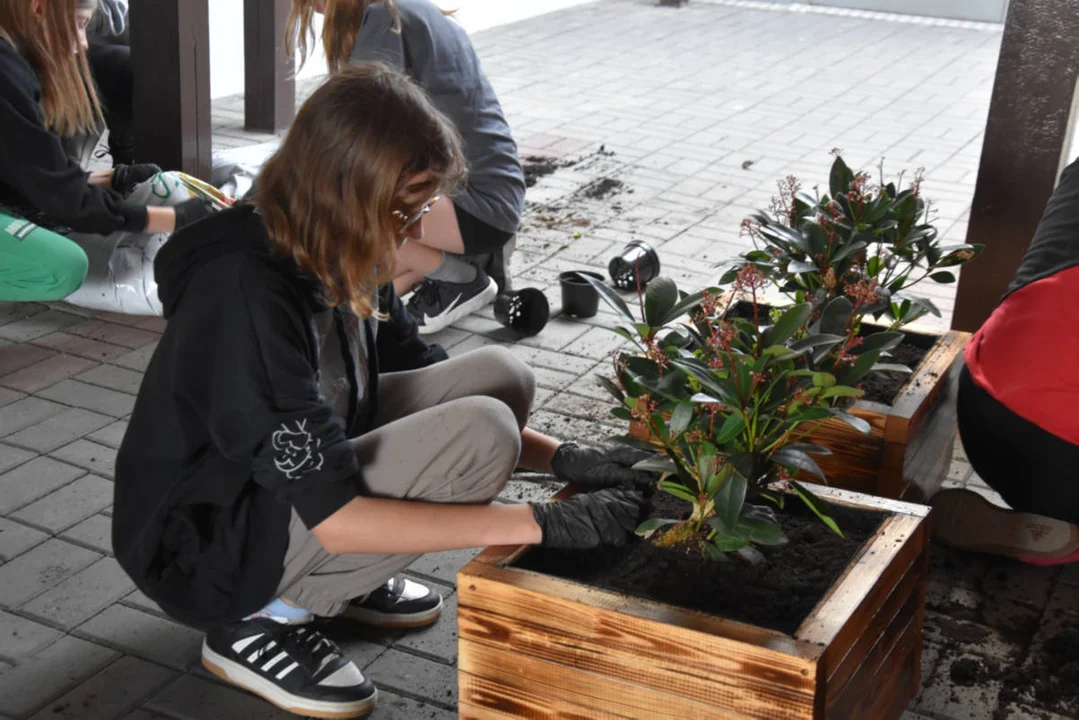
[630,326,969,501]
[458,486,931,719]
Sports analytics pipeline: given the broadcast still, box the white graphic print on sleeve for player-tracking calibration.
[272,419,324,479]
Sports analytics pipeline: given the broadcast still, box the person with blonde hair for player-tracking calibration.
[288,0,526,335]
[0,0,212,307]
[113,64,650,719]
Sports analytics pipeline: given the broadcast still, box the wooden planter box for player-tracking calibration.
[629,323,969,501]
[458,486,931,719]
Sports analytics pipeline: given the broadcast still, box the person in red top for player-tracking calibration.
[931,158,1079,564]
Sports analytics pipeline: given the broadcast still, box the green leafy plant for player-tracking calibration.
[725,154,984,331]
[588,269,894,562]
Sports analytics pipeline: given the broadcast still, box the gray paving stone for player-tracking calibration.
[0,635,119,718]
[30,332,130,362]
[0,397,67,437]
[0,610,63,662]
[407,549,482,587]
[915,648,1002,720]
[0,353,99,395]
[0,443,34,474]
[0,517,49,561]
[110,343,160,372]
[12,474,113,532]
[85,419,128,449]
[36,380,135,418]
[28,655,175,720]
[2,408,113,454]
[0,343,55,377]
[64,319,159,349]
[78,605,203,671]
[0,456,85,514]
[60,513,112,556]
[145,674,298,720]
[75,364,145,395]
[370,689,456,720]
[22,556,135,628]
[393,592,458,664]
[0,386,25,409]
[49,439,116,478]
[0,310,84,343]
[365,648,456,709]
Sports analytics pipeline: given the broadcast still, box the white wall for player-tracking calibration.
[209,0,598,99]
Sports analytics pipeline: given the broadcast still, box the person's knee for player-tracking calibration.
[454,396,521,503]
[468,346,535,429]
[56,248,90,298]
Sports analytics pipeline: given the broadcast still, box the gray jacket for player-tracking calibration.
[351,0,525,235]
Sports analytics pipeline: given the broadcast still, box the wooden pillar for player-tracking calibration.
[130,0,212,181]
[244,0,296,133]
[951,0,1079,331]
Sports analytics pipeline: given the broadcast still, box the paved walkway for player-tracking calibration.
[2,2,1075,719]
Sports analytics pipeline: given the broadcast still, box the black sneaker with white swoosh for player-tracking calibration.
[405,271,498,335]
[202,618,377,718]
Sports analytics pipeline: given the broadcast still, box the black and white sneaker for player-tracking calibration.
[202,619,377,719]
[406,272,498,335]
[341,576,443,629]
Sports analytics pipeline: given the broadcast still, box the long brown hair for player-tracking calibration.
[255,62,465,318]
[0,0,101,135]
[287,0,397,75]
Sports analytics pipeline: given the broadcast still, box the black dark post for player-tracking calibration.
[952,0,1079,331]
[130,0,213,180]
[244,0,296,133]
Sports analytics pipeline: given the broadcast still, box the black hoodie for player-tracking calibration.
[113,205,439,629]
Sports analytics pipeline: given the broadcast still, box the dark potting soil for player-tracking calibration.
[580,177,624,200]
[725,300,933,404]
[522,155,570,188]
[514,491,884,635]
[996,624,1079,715]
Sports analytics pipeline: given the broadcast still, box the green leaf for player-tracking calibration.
[669,400,694,437]
[815,297,853,335]
[790,481,843,537]
[831,410,871,434]
[812,372,837,389]
[790,333,845,353]
[704,459,732,496]
[660,481,699,504]
[867,255,882,278]
[929,271,956,283]
[633,456,677,474]
[660,290,712,326]
[763,344,800,360]
[582,273,635,322]
[690,392,722,404]
[671,358,729,399]
[787,260,817,274]
[873,362,913,374]
[714,412,746,444]
[736,516,788,546]
[712,534,750,552]
[636,517,678,538]
[821,385,864,399]
[830,156,855,198]
[610,407,633,421]
[703,543,730,561]
[597,375,624,402]
[772,446,826,480]
[737,546,767,564]
[830,239,867,264]
[715,471,747,531]
[644,276,680,327]
[783,442,833,456]
[765,302,813,346]
[853,331,905,355]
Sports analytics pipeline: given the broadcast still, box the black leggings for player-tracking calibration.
[87,42,134,165]
[957,364,1079,524]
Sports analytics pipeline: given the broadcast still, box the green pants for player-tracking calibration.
[0,212,89,302]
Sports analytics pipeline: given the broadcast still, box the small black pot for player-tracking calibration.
[559,270,604,318]
[608,240,661,290]
[494,288,550,337]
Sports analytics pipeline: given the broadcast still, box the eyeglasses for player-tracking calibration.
[392,195,439,235]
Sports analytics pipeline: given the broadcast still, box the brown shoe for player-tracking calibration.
[930,488,1079,559]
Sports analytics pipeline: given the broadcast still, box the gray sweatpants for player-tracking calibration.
[274,346,535,617]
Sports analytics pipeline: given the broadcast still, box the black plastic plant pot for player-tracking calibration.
[559,270,604,318]
[494,288,550,337]
[608,240,661,290]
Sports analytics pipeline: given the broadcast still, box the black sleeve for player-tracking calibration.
[0,57,147,234]
[1006,158,1079,297]
[376,283,449,372]
[198,264,359,530]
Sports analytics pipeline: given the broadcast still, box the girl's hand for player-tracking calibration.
[530,488,644,549]
[112,164,162,195]
[550,442,657,490]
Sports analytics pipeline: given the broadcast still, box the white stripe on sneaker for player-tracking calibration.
[232,634,263,654]
[276,661,300,680]
[261,651,288,672]
[248,639,275,663]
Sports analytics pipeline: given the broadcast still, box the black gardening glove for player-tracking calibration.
[173,197,215,230]
[550,442,657,491]
[531,488,644,549]
[112,163,162,195]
